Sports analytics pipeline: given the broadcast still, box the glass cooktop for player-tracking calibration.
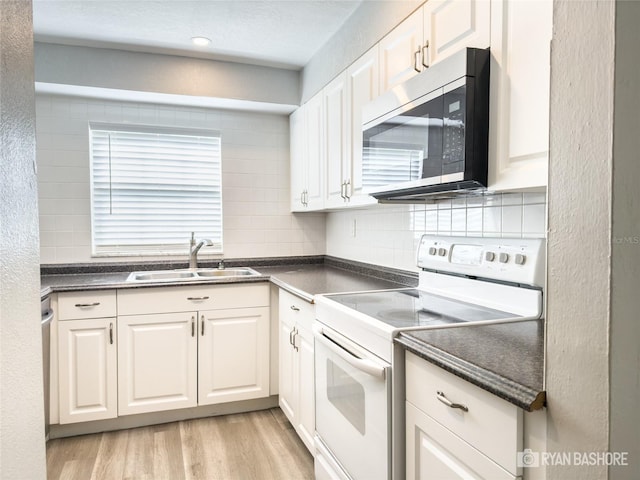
[325,289,515,329]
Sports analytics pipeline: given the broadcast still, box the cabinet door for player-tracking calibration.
[346,45,379,207]
[379,8,423,92]
[290,106,307,212]
[198,307,270,405]
[406,402,516,480]
[422,0,490,67]
[305,91,325,210]
[278,298,298,423]
[324,72,349,208]
[488,0,552,191]
[58,317,117,423]
[118,312,197,415]
[295,324,315,453]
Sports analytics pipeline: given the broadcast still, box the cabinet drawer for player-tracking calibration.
[58,291,117,320]
[279,289,314,330]
[117,283,270,315]
[406,351,522,475]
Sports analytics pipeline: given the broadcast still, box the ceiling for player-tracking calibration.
[32,0,364,70]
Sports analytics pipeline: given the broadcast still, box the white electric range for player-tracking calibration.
[313,235,545,480]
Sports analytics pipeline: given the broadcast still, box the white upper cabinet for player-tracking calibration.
[324,72,349,209]
[422,0,491,67]
[488,0,552,191]
[379,1,490,94]
[379,8,424,92]
[290,91,325,212]
[346,46,379,207]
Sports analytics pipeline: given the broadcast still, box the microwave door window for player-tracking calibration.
[362,94,444,189]
[442,86,467,175]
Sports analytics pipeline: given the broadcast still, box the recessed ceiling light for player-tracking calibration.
[191,36,211,47]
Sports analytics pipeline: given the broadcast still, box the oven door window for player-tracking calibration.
[327,359,366,435]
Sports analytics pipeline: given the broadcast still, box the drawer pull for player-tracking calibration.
[75,302,100,308]
[187,296,210,301]
[436,391,468,412]
[290,305,300,311]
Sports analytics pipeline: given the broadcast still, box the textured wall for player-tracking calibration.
[36,94,325,264]
[610,2,640,478]
[546,1,614,478]
[0,1,48,478]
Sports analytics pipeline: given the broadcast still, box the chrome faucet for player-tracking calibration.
[189,232,213,269]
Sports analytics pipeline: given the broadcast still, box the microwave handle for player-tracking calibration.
[314,325,386,380]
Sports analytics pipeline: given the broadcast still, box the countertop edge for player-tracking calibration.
[395,333,546,412]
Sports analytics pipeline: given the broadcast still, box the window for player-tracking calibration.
[89,123,222,256]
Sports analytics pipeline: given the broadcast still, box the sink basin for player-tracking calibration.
[126,267,261,282]
[195,268,259,277]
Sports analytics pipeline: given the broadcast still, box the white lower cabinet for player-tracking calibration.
[117,284,271,416]
[117,312,198,415]
[55,283,271,422]
[58,317,118,423]
[406,351,522,479]
[198,306,270,405]
[57,291,118,424]
[278,289,315,453]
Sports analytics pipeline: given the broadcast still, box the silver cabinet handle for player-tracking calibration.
[422,41,430,69]
[191,316,195,337]
[109,322,113,345]
[340,181,346,200]
[290,305,300,311]
[289,327,295,346]
[292,327,299,352]
[305,190,309,206]
[345,179,351,200]
[414,49,422,73]
[75,302,100,308]
[201,315,205,336]
[436,391,468,412]
[187,296,209,301]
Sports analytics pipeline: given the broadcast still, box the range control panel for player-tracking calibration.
[417,235,545,287]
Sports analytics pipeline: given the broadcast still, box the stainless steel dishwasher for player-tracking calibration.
[41,296,53,440]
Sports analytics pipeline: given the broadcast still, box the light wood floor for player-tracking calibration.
[46,408,314,480]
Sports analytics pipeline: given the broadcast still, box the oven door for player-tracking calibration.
[314,323,391,480]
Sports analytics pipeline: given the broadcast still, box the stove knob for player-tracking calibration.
[485,251,495,262]
[515,253,526,265]
[428,247,437,256]
[438,248,447,257]
[499,252,509,263]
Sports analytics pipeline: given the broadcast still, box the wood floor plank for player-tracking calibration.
[47,408,314,480]
[122,425,154,480]
[90,429,130,480]
[47,433,102,480]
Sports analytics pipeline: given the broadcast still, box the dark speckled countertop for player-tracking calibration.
[395,319,545,411]
[40,256,416,302]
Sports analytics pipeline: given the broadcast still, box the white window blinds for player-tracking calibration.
[89,123,222,256]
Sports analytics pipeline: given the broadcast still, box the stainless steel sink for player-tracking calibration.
[195,268,259,277]
[126,267,261,282]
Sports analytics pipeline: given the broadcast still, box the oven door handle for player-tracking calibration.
[314,325,387,380]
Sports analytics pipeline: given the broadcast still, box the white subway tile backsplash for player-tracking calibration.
[326,192,547,271]
[36,94,325,263]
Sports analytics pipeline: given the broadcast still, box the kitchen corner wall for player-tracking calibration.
[326,193,547,272]
[36,94,325,264]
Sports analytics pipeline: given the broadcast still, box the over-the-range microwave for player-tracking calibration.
[362,47,490,202]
